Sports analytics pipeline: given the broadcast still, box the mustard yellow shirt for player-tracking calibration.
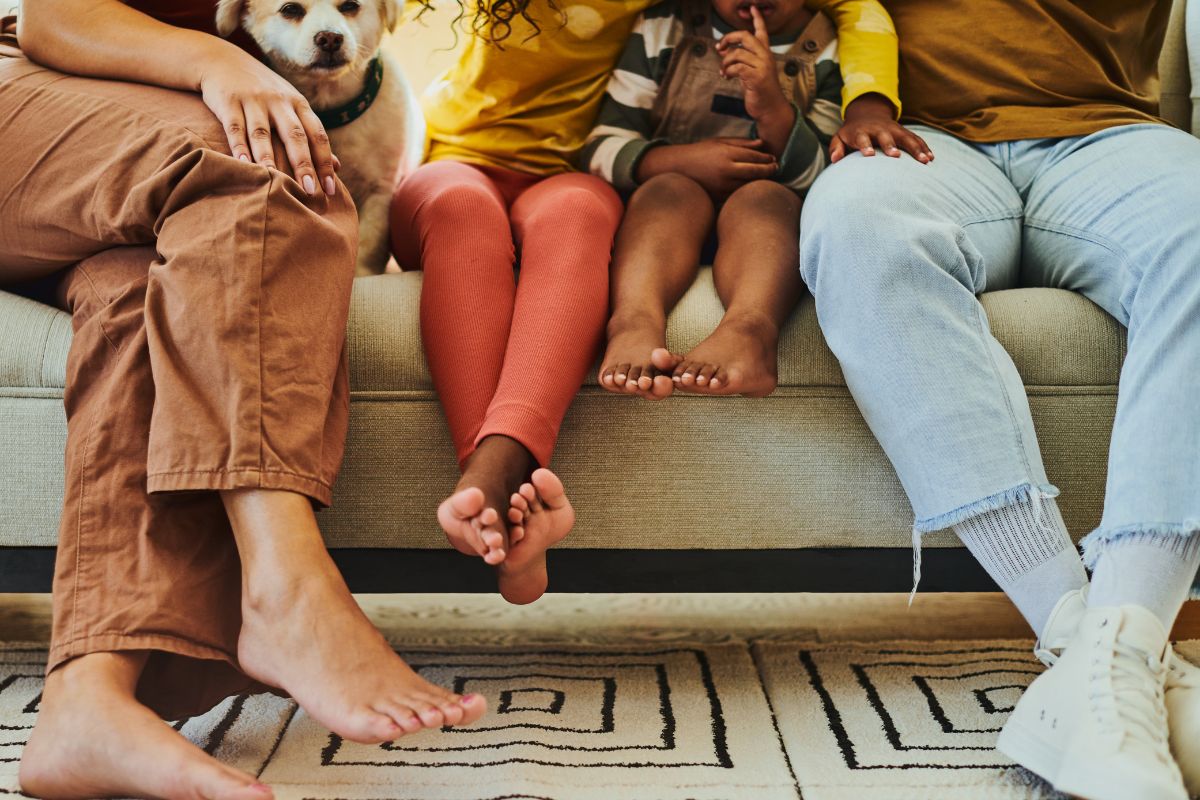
[423,0,901,174]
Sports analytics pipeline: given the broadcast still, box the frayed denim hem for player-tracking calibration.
[908,482,1060,605]
[1079,522,1200,570]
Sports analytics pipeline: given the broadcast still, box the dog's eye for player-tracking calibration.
[279,2,305,19]
[338,0,361,13]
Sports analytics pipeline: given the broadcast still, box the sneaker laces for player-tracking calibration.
[1091,641,1171,756]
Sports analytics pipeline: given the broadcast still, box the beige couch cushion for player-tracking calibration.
[0,277,1122,550]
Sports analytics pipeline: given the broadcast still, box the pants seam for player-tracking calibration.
[972,300,1037,483]
[255,173,271,479]
[1023,217,1135,274]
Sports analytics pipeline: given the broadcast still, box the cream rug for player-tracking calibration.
[1,640,1197,799]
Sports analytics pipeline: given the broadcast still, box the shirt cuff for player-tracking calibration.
[612,137,668,191]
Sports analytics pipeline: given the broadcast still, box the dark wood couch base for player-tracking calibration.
[0,547,1000,593]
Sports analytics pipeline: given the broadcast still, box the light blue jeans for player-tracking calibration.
[799,123,1200,568]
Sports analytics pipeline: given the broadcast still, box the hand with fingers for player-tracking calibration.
[636,137,779,198]
[831,92,934,165]
[715,6,796,157]
[198,56,339,196]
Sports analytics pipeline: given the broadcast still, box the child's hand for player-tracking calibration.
[831,93,934,164]
[716,7,795,156]
[636,138,778,197]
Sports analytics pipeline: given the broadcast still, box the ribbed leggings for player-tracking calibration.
[390,160,623,467]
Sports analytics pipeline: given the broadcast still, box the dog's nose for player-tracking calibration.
[314,30,344,52]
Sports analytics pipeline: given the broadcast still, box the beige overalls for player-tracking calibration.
[650,0,835,144]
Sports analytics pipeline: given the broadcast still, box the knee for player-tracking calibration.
[722,180,800,219]
[535,178,623,231]
[628,173,710,215]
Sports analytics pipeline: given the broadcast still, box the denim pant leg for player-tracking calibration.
[1018,123,1200,566]
[800,127,1053,545]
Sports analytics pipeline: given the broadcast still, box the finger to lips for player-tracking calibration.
[750,5,770,46]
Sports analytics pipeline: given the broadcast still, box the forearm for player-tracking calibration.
[804,0,901,115]
[18,0,251,92]
[754,104,797,159]
[634,145,695,183]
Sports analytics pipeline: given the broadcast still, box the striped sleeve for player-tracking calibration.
[765,40,843,192]
[580,1,683,190]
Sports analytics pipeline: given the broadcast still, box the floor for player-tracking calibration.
[3,592,1198,646]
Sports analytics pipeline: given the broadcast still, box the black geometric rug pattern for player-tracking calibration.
[2,641,1197,799]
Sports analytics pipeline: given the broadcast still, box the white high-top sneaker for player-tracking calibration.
[1038,588,1200,797]
[1166,649,1200,797]
[998,605,1187,800]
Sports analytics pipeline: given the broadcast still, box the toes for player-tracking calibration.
[507,506,524,525]
[599,365,616,388]
[376,701,424,734]
[440,488,484,521]
[651,347,683,372]
[695,363,717,387]
[205,768,274,800]
[510,525,525,543]
[613,362,631,388]
[482,530,505,552]
[411,700,447,729]
[437,700,465,726]
[624,365,643,392]
[457,692,487,724]
[510,492,529,513]
[530,469,568,510]
[650,374,674,399]
[347,710,403,743]
[518,482,543,513]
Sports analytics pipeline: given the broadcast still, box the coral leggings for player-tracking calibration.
[390,160,623,467]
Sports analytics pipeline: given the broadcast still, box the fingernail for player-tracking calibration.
[324,177,336,196]
[239,154,250,162]
[252,784,272,794]
[302,175,316,195]
[461,693,480,703]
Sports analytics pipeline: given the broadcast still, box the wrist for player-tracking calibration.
[844,92,897,123]
[634,144,678,183]
[755,103,796,158]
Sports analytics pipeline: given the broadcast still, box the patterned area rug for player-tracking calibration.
[2,640,1197,799]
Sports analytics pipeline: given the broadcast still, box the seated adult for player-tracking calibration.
[801,3,1200,798]
[3,2,486,798]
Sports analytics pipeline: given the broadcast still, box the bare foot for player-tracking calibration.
[598,312,675,400]
[503,468,575,605]
[666,312,780,397]
[20,652,272,800]
[224,491,487,746]
[437,435,534,565]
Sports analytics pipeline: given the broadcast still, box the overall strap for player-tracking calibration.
[784,11,835,61]
[679,0,713,38]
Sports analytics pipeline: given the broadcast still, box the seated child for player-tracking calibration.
[584,0,931,398]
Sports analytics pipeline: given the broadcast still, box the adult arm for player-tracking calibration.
[19,0,337,196]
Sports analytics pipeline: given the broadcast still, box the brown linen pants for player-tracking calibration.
[0,41,357,719]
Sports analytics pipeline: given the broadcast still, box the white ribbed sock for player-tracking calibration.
[1088,531,1200,630]
[953,497,1088,636]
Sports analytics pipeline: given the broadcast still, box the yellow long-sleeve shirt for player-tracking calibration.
[423,0,901,174]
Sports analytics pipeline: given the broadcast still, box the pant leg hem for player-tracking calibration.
[47,632,236,676]
[1080,522,1200,569]
[913,482,1060,534]
[146,468,334,507]
[475,403,559,467]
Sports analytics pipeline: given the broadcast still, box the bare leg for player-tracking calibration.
[226,489,487,743]
[600,174,714,400]
[20,652,271,800]
[670,180,803,396]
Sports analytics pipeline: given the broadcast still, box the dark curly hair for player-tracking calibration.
[414,0,563,46]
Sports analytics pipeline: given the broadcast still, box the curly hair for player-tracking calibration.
[413,0,563,46]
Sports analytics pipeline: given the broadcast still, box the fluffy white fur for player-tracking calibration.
[216,0,423,274]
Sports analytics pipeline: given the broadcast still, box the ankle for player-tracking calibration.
[607,306,667,339]
[719,308,780,339]
[465,436,535,482]
[48,651,147,698]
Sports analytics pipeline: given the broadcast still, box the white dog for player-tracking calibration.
[216,0,423,275]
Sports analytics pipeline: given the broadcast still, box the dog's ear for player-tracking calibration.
[378,0,400,33]
[215,0,247,37]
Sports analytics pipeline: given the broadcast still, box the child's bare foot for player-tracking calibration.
[503,468,575,605]
[224,490,486,747]
[437,435,535,565]
[20,652,272,800]
[668,312,780,397]
[598,312,675,400]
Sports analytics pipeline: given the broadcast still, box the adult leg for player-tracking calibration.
[995,124,1200,799]
[389,160,522,566]
[600,173,714,399]
[799,130,1085,631]
[671,179,802,397]
[485,171,624,604]
[4,55,480,799]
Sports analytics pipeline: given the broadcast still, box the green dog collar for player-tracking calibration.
[315,56,383,130]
